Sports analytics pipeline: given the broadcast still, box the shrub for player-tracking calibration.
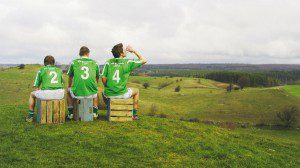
[159,113,167,118]
[18,64,25,69]
[158,82,172,89]
[143,83,150,89]
[276,105,298,127]
[175,85,181,92]
[132,80,141,84]
[237,76,250,89]
[148,103,158,116]
[226,83,233,92]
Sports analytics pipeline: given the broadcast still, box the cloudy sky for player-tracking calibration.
[0,0,300,64]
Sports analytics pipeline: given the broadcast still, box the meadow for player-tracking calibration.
[0,65,299,167]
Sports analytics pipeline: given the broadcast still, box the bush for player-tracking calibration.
[159,113,167,118]
[237,76,250,89]
[276,105,298,127]
[175,85,181,92]
[143,83,150,89]
[18,64,25,69]
[158,82,172,89]
[226,83,233,92]
[148,103,158,116]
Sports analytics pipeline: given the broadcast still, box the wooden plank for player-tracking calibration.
[73,99,79,121]
[110,99,133,105]
[59,99,65,123]
[110,104,133,111]
[46,101,53,123]
[110,111,133,117]
[40,100,47,124]
[53,100,59,123]
[110,117,133,122]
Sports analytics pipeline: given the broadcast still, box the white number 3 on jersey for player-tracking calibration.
[113,70,120,83]
[81,66,89,80]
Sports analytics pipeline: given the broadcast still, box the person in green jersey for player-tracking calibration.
[27,55,64,122]
[67,46,100,120]
[101,43,147,120]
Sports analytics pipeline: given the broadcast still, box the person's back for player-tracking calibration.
[66,46,100,120]
[35,65,63,90]
[68,57,99,97]
[27,55,64,122]
[102,43,147,120]
[103,58,142,96]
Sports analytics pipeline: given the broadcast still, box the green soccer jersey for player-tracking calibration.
[67,57,100,97]
[102,58,142,96]
[34,65,64,90]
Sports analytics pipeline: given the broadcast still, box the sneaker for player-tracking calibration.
[93,113,99,120]
[66,114,73,121]
[132,116,139,120]
[26,116,33,123]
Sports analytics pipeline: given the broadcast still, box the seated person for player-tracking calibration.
[27,55,64,122]
[67,46,100,120]
[101,43,147,120]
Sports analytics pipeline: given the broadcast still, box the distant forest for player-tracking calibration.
[133,64,300,87]
[2,63,300,87]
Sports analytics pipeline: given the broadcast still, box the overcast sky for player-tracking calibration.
[0,0,300,64]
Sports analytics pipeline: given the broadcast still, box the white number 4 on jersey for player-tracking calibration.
[113,70,120,83]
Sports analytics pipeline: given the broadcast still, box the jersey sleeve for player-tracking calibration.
[101,62,109,77]
[67,62,74,76]
[128,59,142,72]
[95,62,100,77]
[33,70,42,88]
[60,69,64,84]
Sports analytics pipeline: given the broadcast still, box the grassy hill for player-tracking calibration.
[0,65,299,167]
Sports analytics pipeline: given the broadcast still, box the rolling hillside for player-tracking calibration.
[0,65,299,167]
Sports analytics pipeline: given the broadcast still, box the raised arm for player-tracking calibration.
[126,46,147,65]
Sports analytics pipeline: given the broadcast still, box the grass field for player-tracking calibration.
[0,65,299,167]
[283,85,300,97]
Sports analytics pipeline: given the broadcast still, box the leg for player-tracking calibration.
[131,88,139,109]
[67,89,73,108]
[93,94,99,117]
[130,88,139,118]
[28,92,36,111]
[66,89,74,119]
[27,92,36,122]
[93,94,98,108]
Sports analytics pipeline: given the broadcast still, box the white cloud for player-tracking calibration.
[0,0,299,64]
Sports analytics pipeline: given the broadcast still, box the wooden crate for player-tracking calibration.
[73,98,93,121]
[108,99,133,122]
[37,99,65,124]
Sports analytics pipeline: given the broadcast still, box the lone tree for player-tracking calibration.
[227,83,233,92]
[175,85,181,92]
[237,76,250,89]
[18,64,25,69]
[143,82,150,89]
[276,105,298,127]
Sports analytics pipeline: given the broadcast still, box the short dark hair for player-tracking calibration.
[111,43,123,58]
[79,46,90,56]
[44,55,55,66]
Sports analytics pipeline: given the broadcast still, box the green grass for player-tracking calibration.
[283,85,300,97]
[0,65,299,167]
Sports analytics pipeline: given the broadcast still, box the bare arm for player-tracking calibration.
[126,46,147,65]
[102,77,107,87]
[34,87,39,91]
[96,76,99,83]
[68,76,73,88]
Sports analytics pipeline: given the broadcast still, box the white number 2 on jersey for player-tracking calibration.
[113,70,120,83]
[50,71,58,84]
[81,66,89,80]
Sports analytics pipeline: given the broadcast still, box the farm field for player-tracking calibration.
[0,65,299,167]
